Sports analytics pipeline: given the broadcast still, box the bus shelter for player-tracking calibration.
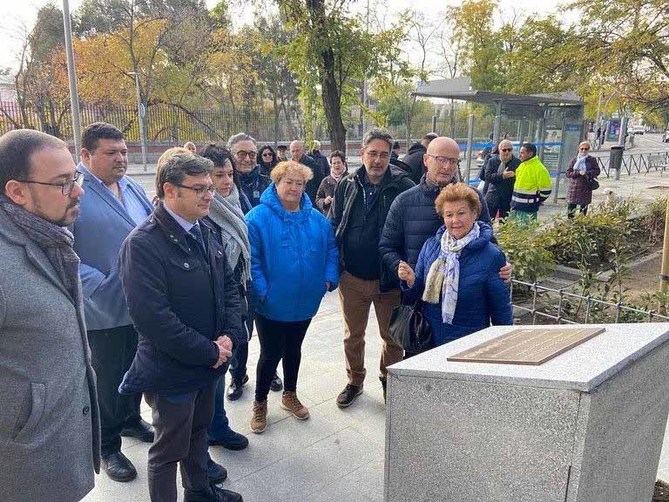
[414,77,584,202]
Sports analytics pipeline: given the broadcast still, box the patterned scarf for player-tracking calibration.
[422,222,480,324]
[0,195,81,304]
[207,185,251,282]
[575,154,588,174]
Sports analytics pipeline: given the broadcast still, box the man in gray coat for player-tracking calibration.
[0,129,100,501]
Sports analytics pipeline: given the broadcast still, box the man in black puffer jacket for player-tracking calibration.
[400,132,438,184]
[332,128,415,408]
[379,136,512,300]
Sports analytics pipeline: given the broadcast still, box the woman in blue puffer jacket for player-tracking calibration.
[246,160,339,433]
[398,183,512,347]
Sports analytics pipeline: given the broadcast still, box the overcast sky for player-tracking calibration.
[0,0,570,73]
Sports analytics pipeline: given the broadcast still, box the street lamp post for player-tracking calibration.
[62,0,81,161]
[128,72,148,172]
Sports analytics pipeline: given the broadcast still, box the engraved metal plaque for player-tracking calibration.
[447,327,606,365]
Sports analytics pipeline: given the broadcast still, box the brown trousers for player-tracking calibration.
[338,271,402,386]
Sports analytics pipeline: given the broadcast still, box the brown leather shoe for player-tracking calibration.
[250,400,267,434]
[280,391,309,420]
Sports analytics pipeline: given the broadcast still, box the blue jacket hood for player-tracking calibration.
[260,182,313,221]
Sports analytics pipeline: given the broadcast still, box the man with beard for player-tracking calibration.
[0,129,100,502]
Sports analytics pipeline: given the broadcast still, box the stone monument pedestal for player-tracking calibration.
[384,323,669,502]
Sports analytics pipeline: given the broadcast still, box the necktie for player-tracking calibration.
[189,224,207,256]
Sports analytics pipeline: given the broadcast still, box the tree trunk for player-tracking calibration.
[319,48,347,151]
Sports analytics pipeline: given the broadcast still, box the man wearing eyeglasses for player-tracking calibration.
[118,152,244,502]
[332,128,415,407]
[0,129,100,502]
[380,136,512,350]
[71,122,155,483]
[483,139,521,220]
[227,133,271,209]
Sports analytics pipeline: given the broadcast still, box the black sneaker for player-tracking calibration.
[270,373,283,392]
[227,374,249,401]
[336,384,362,409]
[380,377,387,402]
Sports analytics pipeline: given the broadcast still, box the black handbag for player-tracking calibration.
[389,300,434,354]
[588,177,600,190]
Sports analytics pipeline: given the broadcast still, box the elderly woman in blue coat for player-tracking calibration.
[398,183,512,346]
[246,160,339,433]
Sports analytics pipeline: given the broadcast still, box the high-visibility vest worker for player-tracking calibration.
[511,143,552,217]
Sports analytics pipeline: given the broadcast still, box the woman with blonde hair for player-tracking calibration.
[398,183,512,346]
[246,161,339,433]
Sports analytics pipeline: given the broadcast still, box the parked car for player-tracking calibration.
[663,130,669,143]
[630,125,645,135]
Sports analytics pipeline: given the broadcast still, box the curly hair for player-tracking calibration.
[435,182,481,217]
[270,160,314,184]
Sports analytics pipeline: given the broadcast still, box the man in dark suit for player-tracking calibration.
[119,152,244,502]
[72,122,154,482]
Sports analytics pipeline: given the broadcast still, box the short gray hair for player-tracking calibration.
[362,128,393,151]
[227,133,256,150]
[156,152,213,199]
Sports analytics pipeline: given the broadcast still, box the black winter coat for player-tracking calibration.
[299,154,325,204]
[332,165,415,291]
[118,203,244,395]
[379,177,492,289]
[400,142,427,184]
[238,166,271,209]
[484,155,521,217]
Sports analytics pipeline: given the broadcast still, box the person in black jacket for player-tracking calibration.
[310,140,331,183]
[118,152,244,502]
[332,128,415,407]
[379,136,512,329]
[400,132,437,184]
[256,144,278,176]
[290,139,324,203]
[484,139,520,219]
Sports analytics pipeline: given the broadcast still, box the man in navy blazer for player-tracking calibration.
[72,122,154,483]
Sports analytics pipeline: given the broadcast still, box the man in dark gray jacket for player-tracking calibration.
[0,129,100,502]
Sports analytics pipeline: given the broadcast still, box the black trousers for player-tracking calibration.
[145,383,215,502]
[567,203,588,218]
[254,315,311,402]
[87,324,143,455]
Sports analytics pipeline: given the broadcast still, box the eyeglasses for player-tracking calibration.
[234,150,257,159]
[262,152,273,157]
[364,151,390,160]
[426,154,460,166]
[500,148,513,152]
[17,170,84,196]
[579,147,590,151]
[173,183,216,197]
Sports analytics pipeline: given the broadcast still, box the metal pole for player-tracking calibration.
[431,114,437,133]
[493,102,501,143]
[660,197,669,299]
[130,72,148,172]
[464,113,474,183]
[62,0,81,162]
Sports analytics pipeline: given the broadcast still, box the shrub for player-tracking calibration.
[496,218,554,283]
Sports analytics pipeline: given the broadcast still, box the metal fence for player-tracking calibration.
[596,151,669,178]
[511,279,669,324]
[0,101,308,144]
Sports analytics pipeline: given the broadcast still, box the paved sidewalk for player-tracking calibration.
[84,292,387,502]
